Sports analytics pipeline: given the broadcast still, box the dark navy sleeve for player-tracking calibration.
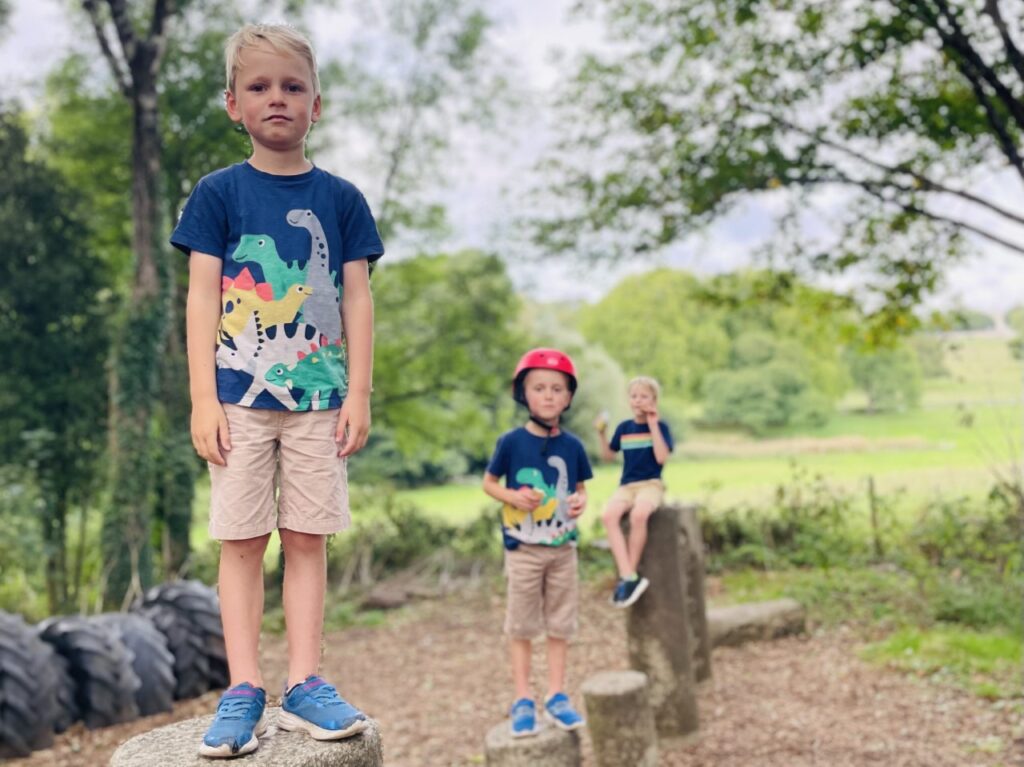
[660,421,674,452]
[577,443,594,483]
[170,177,229,258]
[609,421,625,453]
[486,434,510,480]
[335,182,384,264]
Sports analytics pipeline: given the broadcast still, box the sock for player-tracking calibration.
[625,573,639,582]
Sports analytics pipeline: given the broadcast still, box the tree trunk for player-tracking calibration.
[581,670,658,767]
[678,504,711,682]
[103,75,169,607]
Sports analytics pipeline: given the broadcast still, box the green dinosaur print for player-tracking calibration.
[232,234,306,300]
[263,342,346,411]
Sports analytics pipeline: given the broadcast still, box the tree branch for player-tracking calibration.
[102,0,138,71]
[983,0,1024,88]
[761,109,1024,227]
[148,0,176,74]
[81,0,130,96]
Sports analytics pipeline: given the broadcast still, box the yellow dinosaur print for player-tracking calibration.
[501,488,558,529]
[221,283,313,341]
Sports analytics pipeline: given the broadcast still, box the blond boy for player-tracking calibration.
[170,24,383,757]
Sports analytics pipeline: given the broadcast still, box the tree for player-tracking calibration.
[0,109,111,613]
[364,250,527,484]
[846,343,923,412]
[320,0,508,247]
[541,1,1024,329]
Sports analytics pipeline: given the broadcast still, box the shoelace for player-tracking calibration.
[512,702,534,720]
[216,695,260,721]
[548,698,573,717]
[305,682,345,707]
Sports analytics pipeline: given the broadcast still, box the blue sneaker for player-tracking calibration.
[611,576,649,608]
[277,675,368,740]
[544,692,585,731]
[509,697,538,738]
[199,682,267,758]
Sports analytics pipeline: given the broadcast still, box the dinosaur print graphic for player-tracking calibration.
[219,268,312,343]
[287,209,340,337]
[501,456,577,546]
[231,234,306,300]
[264,339,347,411]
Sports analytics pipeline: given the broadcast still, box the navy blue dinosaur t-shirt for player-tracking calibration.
[609,419,674,485]
[170,162,384,411]
[486,427,594,550]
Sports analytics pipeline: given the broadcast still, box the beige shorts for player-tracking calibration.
[208,404,350,540]
[504,544,578,640]
[609,478,665,509]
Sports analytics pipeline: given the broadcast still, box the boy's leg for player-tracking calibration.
[279,528,327,688]
[601,498,634,578]
[220,534,273,687]
[626,499,657,573]
[510,638,532,700]
[545,636,567,698]
[542,547,584,731]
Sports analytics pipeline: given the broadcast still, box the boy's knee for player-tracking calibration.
[221,533,271,557]
[279,528,327,555]
[601,503,629,525]
[632,504,656,523]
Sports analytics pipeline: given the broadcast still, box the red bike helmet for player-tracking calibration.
[512,348,578,407]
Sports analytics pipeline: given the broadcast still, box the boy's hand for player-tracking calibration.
[336,391,371,457]
[191,398,230,466]
[594,411,608,434]
[509,486,543,512]
[645,406,660,423]
[566,492,587,518]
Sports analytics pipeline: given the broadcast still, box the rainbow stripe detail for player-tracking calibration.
[621,433,653,450]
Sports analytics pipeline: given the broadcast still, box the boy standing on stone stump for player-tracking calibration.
[483,348,593,737]
[172,23,383,758]
[595,376,674,608]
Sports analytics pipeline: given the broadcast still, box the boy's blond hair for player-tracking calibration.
[628,376,660,401]
[225,23,320,95]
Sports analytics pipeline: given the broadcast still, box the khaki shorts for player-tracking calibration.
[208,404,350,540]
[609,478,665,509]
[504,544,578,640]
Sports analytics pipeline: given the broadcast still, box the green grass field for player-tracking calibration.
[393,335,1022,523]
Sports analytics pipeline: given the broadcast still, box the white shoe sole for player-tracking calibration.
[544,710,586,731]
[509,723,539,738]
[617,577,650,608]
[198,713,268,758]
[277,710,369,740]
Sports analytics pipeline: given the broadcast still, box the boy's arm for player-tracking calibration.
[186,252,229,466]
[337,259,374,457]
[646,410,671,465]
[595,420,617,463]
[483,473,541,511]
[566,481,588,518]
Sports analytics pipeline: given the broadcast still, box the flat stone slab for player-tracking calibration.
[109,708,382,767]
[707,598,806,648]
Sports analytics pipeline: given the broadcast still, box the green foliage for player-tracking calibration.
[924,308,996,332]
[0,107,112,612]
[356,250,527,485]
[910,334,948,378]
[1006,305,1024,335]
[846,342,923,412]
[542,0,1024,326]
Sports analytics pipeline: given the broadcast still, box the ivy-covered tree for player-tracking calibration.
[541,1,1024,330]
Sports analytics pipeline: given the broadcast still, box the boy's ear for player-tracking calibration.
[224,89,242,123]
[311,92,322,124]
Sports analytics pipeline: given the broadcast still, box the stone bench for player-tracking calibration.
[483,720,581,766]
[109,708,382,766]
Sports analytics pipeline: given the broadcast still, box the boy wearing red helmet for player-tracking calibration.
[482,348,593,738]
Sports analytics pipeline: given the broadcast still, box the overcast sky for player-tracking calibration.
[4,0,1024,314]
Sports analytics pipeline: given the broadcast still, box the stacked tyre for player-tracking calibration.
[133,580,228,698]
[0,578,228,757]
[0,612,59,758]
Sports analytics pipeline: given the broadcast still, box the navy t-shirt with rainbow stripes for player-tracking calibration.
[609,419,674,485]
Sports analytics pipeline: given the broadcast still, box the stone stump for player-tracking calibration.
[581,670,657,767]
[484,722,581,766]
[678,504,712,682]
[109,709,383,767]
[623,505,699,736]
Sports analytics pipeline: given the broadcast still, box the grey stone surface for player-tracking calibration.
[109,708,382,767]
[581,671,658,767]
[708,598,806,648]
[678,504,712,683]
[624,505,700,737]
[484,721,581,767]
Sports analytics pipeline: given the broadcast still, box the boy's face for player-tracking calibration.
[629,384,657,417]
[226,43,321,156]
[523,369,573,422]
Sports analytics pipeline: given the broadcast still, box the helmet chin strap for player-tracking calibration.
[528,413,560,455]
